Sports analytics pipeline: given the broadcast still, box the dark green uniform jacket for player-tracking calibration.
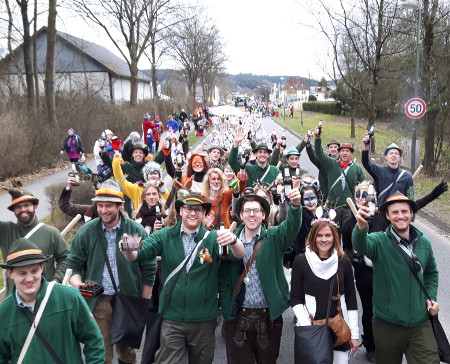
[0,278,105,363]
[220,204,302,321]
[353,224,438,327]
[68,212,157,311]
[229,146,279,187]
[0,218,69,295]
[138,221,240,323]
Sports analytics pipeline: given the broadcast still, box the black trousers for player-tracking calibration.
[223,308,283,364]
[356,284,375,350]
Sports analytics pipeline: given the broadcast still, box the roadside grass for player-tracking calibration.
[188,127,211,147]
[276,111,450,226]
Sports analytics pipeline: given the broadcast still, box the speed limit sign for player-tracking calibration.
[405,98,426,119]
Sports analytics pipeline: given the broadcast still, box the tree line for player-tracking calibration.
[302,0,449,175]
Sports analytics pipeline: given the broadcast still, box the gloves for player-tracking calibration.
[111,138,121,151]
[162,143,171,156]
[431,181,448,200]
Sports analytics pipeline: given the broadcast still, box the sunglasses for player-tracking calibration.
[411,252,422,273]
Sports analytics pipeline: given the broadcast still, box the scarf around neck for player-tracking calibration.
[305,246,338,280]
[338,159,350,169]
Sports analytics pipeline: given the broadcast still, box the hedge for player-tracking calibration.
[303,101,342,115]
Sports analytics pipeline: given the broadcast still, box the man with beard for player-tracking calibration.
[0,189,69,296]
[121,193,245,364]
[314,129,365,236]
[68,179,156,364]
[353,192,440,363]
[228,128,279,187]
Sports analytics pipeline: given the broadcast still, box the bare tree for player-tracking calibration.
[170,11,227,107]
[304,0,405,145]
[4,0,26,93]
[45,0,57,125]
[72,0,159,106]
[142,0,190,116]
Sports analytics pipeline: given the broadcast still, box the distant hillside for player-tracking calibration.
[141,69,319,90]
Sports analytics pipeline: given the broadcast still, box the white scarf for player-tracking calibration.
[305,246,338,280]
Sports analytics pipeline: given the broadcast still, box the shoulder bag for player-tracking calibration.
[306,273,351,346]
[294,277,335,364]
[388,235,450,363]
[98,231,151,349]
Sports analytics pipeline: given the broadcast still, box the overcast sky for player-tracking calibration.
[53,0,332,79]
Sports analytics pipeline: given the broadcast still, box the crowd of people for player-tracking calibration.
[0,106,447,364]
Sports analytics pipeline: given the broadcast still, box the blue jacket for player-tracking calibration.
[166,119,179,132]
[362,150,414,206]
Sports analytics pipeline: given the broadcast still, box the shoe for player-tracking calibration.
[366,349,376,363]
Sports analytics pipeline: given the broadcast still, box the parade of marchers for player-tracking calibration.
[0,104,448,364]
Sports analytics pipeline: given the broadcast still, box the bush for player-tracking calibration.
[303,101,342,115]
[308,94,317,101]
[0,95,188,179]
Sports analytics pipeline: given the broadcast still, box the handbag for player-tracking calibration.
[388,235,450,363]
[141,231,210,364]
[98,233,151,348]
[294,277,335,364]
[307,273,351,346]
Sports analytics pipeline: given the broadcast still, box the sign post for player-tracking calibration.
[404,98,426,173]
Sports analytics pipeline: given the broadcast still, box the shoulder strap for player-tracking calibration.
[24,222,45,239]
[232,239,263,298]
[18,281,56,364]
[98,231,119,293]
[378,169,406,201]
[160,231,210,316]
[304,273,336,322]
[163,231,210,286]
[387,235,431,301]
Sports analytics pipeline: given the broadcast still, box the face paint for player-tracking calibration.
[302,193,318,205]
[356,190,368,200]
[192,156,204,170]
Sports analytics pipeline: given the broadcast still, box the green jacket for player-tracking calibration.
[228,146,279,187]
[68,213,157,311]
[314,138,365,207]
[0,218,69,295]
[138,221,239,323]
[0,278,105,364]
[305,143,329,201]
[219,204,302,321]
[352,225,439,327]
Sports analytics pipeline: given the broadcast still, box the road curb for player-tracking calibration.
[271,118,450,234]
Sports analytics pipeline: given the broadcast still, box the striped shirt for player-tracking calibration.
[101,219,121,295]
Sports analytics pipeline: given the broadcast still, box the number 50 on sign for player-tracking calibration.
[405,98,426,119]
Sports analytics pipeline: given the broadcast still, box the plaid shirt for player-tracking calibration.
[101,219,121,295]
[180,226,200,272]
[240,228,268,309]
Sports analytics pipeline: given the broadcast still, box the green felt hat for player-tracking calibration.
[0,238,52,269]
[252,143,272,154]
[175,193,212,214]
